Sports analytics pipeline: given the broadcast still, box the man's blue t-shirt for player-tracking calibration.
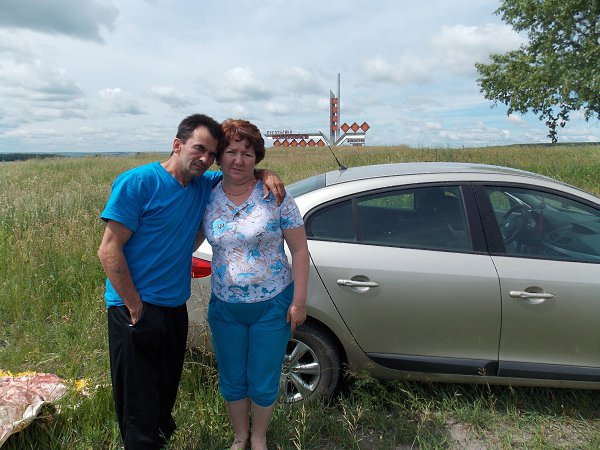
[101,162,222,308]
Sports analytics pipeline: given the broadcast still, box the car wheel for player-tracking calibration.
[279,322,341,403]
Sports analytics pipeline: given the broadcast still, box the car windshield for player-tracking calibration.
[287,173,326,198]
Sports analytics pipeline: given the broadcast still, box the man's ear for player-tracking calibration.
[172,137,181,154]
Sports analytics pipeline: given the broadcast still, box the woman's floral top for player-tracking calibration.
[202,180,304,303]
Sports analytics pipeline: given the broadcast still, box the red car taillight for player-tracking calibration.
[191,256,211,278]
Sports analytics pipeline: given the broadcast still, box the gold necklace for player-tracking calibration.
[221,178,256,196]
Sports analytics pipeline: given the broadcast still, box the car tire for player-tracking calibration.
[279,322,341,403]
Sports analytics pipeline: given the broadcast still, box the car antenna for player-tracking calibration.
[319,131,347,171]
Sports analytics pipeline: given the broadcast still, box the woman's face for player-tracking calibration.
[220,137,256,183]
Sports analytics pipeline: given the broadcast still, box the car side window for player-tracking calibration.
[357,186,470,251]
[305,199,355,241]
[306,186,471,252]
[485,186,600,262]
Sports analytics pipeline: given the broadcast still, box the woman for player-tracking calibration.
[202,119,309,450]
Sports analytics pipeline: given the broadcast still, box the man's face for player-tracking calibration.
[176,126,218,180]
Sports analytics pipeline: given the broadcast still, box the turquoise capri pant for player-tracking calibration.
[207,283,293,407]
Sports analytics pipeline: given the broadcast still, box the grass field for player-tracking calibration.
[1,144,600,449]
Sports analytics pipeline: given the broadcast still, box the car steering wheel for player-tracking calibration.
[501,204,534,245]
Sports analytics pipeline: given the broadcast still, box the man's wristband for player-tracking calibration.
[291,303,306,308]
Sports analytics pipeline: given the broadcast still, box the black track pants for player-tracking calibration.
[107,302,188,450]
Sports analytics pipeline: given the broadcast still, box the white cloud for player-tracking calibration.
[223,104,250,118]
[0,34,89,129]
[278,67,323,95]
[438,124,508,145]
[0,0,119,43]
[0,58,83,103]
[425,122,443,131]
[360,23,523,86]
[5,127,58,138]
[507,114,527,125]
[150,85,194,108]
[316,98,331,111]
[431,23,524,76]
[265,102,291,115]
[360,54,433,85]
[0,31,34,62]
[212,68,272,102]
[99,88,144,115]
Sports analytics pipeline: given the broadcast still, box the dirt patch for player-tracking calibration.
[445,421,489,450]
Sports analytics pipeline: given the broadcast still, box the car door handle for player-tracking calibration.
[337,279,380,288]
[509,290,555,304]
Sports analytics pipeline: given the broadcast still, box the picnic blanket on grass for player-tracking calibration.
[0,372,67,446]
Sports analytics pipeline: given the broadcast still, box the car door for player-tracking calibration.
[477,185,600,381]
[305,184,502,375]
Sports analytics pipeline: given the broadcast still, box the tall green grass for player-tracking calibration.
[1,146,600,449]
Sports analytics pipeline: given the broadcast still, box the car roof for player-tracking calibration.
[324,162,554,186]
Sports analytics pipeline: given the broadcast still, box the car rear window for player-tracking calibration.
[288,173,326,198]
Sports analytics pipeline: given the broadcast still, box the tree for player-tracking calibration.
[475,0,600,143]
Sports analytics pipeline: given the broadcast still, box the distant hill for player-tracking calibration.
[0,152,139,162]
[0,153,60,162]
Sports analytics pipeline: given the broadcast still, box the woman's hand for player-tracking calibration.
[283,226,309,334]
[287,303,306,333]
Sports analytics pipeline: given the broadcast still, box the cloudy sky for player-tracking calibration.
[1,0,598,153]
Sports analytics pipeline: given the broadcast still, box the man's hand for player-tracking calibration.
[128,299,144,325]
[255,168,285,205]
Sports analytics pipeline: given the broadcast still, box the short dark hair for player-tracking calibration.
[176,114,222,143]
[218,119,266,164]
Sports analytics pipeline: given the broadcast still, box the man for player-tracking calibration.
[97,114,284,449]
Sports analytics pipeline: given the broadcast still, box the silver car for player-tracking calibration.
[188,162,600,403]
